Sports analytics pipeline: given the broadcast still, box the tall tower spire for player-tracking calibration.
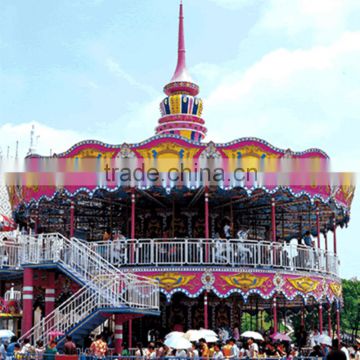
[171,0,190,82]
[155,1,207,142]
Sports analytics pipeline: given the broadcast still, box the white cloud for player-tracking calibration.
[258,0,360,43]
[208,0,254,10]
[106,58,157,97]
[0,121,88,159]
[201,32,360,151]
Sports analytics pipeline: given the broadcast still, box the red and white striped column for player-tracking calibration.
[273,297,278,334]
[22,268,34,335]
[45,272,55,316]
[204,291,209,329]
[114,315,124,354]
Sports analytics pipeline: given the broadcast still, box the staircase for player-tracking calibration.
[18,233,159,345]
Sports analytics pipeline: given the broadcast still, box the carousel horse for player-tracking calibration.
[235,230,253,262]
[215,238,228,263]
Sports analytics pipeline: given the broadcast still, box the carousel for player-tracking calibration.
[2,1,355,349]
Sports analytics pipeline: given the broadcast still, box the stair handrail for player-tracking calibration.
[19,274,120,344]
[19,233,159,309]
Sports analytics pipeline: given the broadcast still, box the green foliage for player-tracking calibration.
[341,278,360,336]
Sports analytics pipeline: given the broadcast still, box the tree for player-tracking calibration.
[341,278,360,338]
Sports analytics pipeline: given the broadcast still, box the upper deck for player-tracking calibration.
[0,236,338,277]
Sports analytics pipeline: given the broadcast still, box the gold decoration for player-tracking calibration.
[73,148,115,159]
[329,282,342,298]
[220,273,269,291]
[148,272,196,291]
[287,276,319,293]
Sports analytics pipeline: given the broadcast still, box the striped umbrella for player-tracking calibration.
[0,214,16,232]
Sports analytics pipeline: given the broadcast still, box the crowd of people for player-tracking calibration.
[1,334,360,360]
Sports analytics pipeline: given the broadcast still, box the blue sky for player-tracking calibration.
[0,0,359,278]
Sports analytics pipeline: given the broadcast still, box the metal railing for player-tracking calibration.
[89,238,339,276]
[18,233,159,344]
[0,235,22,269]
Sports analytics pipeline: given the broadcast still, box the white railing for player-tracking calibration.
[89,238,339,276]
[21,275,120,345]
[17,233,159,343]
[19,233,159,309]
[0,236,22,269]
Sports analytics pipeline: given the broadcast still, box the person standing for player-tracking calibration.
[199,338,210,360]
[212,343,224,360]
[90,335,108,359]
[224,223,231,240]
[247,338,259,359]
[6,336,19,360]
[63,335,77,355]
[43,340,58,360]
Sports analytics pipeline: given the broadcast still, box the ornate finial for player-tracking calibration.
[155,2,207,142]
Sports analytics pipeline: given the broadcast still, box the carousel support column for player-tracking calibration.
[204,291,209,329]
[316,208,321,249]
[34,211,39,235]
[114,314,124,354]
[205,188,210,263]
[301,306,305,328]
[324,232,329,272]
[129,189,136,351]
[333,215,337,255]
[336,302,341,341]
[130,190,136,263]
[45,271,55,317]
[22,268,34,335]
[318,304,323,334]
[328,304,332,338]
[273,297,278,334]
[271,198,276,265]
[70,201,75,238]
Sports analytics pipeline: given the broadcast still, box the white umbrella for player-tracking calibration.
[164,336,192,350]
[204,335,219,343]
[0,329,15,339]
[318,334,332,346]
[185,329,219,342]
[184,330,202,342]
[165,331,185,339]
[241,331,264,341]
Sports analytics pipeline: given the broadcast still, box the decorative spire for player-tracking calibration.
[171,0,192,83]
[155,1,207,142]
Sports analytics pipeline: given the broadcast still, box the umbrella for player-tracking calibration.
[270,332,291,342]
[241,331,264,341]
[165,331,185,339]
[198,329,218,342]
[184,329,219,343]
[184,330,202,342]
[0,215,16,232]
[318,334,332,346]
[0,329,15,339]
[164,336,192,349]
[48,330,64,338]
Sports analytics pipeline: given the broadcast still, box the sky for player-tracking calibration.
[0,0,359,278]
